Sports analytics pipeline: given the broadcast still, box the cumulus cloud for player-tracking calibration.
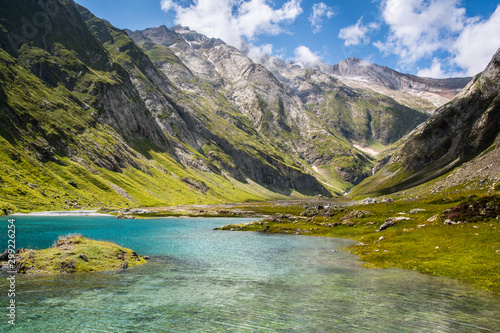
[373,0,500,76]
[161,0,303,49]
[453,6,500,76]
[294,45,321,65]
[374,0,466,65]
[245,43,274,63]
[416,58,448,78]
[338,17,379,46]
[309,2,335,33]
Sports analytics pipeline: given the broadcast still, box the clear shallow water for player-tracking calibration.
[0,216,499,332]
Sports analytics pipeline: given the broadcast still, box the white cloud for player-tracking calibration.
[309,2,335,33]
[417,58,447,78]
[373,0,500,77]
[294,45,321,65]
[161,0,303,49]
[338,17,379,46]
[453,6,500,76]
[375,0,466,65]
[246,43,274,63]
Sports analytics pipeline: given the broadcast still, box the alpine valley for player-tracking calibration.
[0,0,484,213]
[1,0,486,214]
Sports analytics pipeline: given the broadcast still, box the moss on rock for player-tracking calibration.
[11,235,147,274]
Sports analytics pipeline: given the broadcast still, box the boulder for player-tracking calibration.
[379,218,396,231]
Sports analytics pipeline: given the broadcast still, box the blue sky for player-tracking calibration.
[75,0,500,78]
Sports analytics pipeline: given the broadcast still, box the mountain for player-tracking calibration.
[0,0,331,213]
[327,57,471,99]
[259,55,432,147]
[0,0,475,213]
[127,25,377,186]
[350,47,500,197]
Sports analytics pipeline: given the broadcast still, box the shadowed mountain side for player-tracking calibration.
[350,47,500,197]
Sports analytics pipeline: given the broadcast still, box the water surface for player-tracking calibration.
[0,216,499,332]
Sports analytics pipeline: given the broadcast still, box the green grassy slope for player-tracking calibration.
[0,0,334,213]
[309,87,429,145]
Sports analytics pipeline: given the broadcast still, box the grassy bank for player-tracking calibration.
[11,235,147,274]
[217,192,500,295]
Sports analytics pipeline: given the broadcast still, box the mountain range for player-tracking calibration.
[2,0,496,213]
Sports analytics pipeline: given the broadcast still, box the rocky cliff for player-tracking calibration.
[129,25,376,186]
[322,57,471,100]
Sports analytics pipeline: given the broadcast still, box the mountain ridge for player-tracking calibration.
[0,0,479,212]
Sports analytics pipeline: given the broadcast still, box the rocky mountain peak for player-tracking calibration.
[339,57,371,69]
[131,25,180,47]
[480,47,500,89]
[170,25,226,49]
[326,57,472,100]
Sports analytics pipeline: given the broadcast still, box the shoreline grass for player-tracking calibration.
[216,191,500,295]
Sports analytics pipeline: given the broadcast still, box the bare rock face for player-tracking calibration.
[259,55,430,146]
[100,22,331,194]
[396,48,500,172]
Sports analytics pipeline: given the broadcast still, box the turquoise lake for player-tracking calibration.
[1,215,500,332]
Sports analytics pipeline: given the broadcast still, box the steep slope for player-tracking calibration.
[83,13,331,195]
[351,47,500,196]
[130,26,374,188]
[0,0,330,213]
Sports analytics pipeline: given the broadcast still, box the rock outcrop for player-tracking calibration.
[328,57,471,98]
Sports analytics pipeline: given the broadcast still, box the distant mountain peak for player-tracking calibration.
[341,57,367,65]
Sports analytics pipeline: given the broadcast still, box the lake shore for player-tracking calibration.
[11,210,113,217]
[4,193,499,295]
[216,193,500,296]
